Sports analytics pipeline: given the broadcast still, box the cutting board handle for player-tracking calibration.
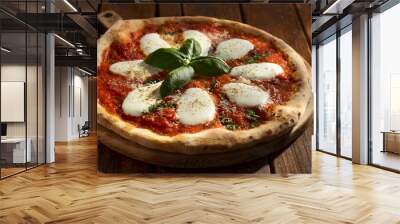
[98,10,122,29]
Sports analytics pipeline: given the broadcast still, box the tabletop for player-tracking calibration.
[97,2,312,174]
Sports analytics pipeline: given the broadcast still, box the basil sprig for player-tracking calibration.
[145,48,189,70]
[144,39,231,97]
[160,66,195,97]
[179,38,201,59]
[190,56,230,76]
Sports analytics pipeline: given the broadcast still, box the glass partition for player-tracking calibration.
[0,31,28,177]
[0,1,46,179]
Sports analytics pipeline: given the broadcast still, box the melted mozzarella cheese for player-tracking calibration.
[215,38,254,60]
[183,30,212,56]
[109,60,161,80]
[222,83,270,107]
[230,62,284,80]
[122,82,161,116]
[177,88,216,125]
[140,33,170,55]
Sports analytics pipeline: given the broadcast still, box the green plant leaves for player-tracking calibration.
[160,65,195,98]
[144,48,189,70]
[179,39,201,59]
[189,56,231,76]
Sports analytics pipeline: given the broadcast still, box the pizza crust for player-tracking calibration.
[97,16,312,155]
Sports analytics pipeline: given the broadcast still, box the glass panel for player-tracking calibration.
[339,28,352,158]
[317,36,337,154]
[371,3,400,171]
[1,31,27,177]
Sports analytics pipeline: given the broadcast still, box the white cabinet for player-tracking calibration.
[1,138,32,163]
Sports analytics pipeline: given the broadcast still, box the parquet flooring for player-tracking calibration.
[1,135,400,223]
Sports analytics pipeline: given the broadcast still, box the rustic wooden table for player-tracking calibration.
[97,3,312,174]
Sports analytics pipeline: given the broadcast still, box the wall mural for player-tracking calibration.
[96,3,313,174]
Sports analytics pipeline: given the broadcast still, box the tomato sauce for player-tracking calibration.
[98,21,297,135]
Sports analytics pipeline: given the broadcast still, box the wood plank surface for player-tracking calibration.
[97,3,312,174]
[100,3,156,19]
[182,3,242,21]
[157,3,182,16]
[99,142,271,174]
[295,4,312,51]
[2,137,400,223]
[241,3,311,63]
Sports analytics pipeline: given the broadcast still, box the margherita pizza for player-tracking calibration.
[97,16,311,154]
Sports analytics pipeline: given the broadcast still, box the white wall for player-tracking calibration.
[1,65,36,138]
[1,63,46,164]
[55,67,70,141]
[1,65,26,139]
[54,67,89,141]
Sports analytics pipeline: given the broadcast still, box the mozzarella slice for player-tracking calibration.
[230,63,284,80]
[177,88,216,125]
[222,83,271,107]
[140,33,170,55]
[215,38,254,60]
[183,30,212,56]
[122,82,161,116]
[109,60,161,80]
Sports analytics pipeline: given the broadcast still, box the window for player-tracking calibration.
[370,2,400,171]
[339,27,352,158]
[317,35,337,154]
[316,24,353,158]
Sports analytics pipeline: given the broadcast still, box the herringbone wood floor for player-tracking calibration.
[1,136,400,224]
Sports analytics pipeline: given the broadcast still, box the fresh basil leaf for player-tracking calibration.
[189,56,231,76]
[244,109,259,122]
[160,65,195,97]
[245,52,271,64]
[220,116,238,130]
[145,48,189,70]
[148,101,176,112]
[179,39,201,58]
